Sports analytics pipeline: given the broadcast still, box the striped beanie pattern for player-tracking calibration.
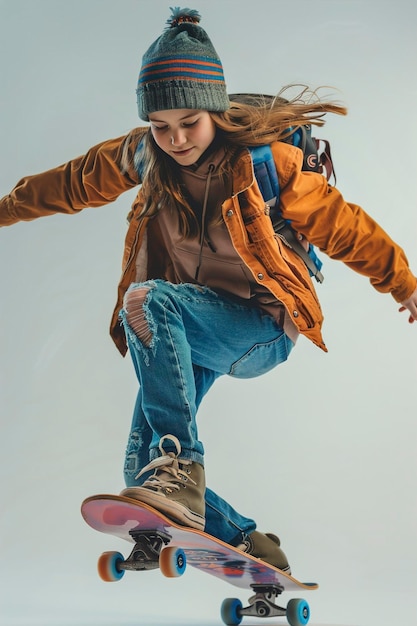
[137,7,229,120]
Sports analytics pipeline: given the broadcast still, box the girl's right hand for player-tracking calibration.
[399,285,417,323]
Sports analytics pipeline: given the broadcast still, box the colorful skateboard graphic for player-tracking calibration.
[81,494,318,626]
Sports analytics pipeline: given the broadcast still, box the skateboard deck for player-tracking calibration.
[81,494,318,626]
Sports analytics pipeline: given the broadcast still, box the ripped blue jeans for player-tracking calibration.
[119,280,294,544]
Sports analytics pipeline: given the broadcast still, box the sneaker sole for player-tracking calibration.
[121,487,205,531]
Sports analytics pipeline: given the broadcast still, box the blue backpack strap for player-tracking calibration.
[134,136,146,180]
[249,145,280,204]
[249,143,324,283]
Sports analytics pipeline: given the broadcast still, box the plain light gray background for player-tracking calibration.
[1,1,416,625]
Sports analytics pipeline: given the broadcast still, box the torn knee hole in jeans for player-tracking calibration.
[124,286,154,348]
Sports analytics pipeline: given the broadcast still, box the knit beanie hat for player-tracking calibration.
[137,7,230,120]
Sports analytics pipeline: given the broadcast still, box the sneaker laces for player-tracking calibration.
[134,434,196,494]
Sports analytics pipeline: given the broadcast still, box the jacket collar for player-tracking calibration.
[231,148,256,197]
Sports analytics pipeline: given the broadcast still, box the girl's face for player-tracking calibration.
[148,109,217,166]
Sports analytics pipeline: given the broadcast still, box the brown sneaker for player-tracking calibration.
[236,531,291,574]
[120,435,205,531]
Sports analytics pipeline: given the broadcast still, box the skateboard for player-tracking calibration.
[81,494,318,626]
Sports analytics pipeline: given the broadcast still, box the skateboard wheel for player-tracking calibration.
[220,598,243,626]
[97,551,125,582]
[286,598,310,626]
[159,546,187,577]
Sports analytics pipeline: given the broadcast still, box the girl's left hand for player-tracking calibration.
[399,285,417,323]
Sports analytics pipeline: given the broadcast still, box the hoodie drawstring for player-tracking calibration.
[194,162,215,281]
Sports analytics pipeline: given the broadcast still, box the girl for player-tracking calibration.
[1,8,416,573]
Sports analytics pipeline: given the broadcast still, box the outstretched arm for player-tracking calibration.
[0,133,141,227]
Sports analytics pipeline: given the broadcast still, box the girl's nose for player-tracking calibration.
[171,128,186,146]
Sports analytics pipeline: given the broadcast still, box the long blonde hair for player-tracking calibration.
[213,86,347,145]
[129,86,347,237]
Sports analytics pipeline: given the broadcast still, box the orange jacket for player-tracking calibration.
[1,130,415,355]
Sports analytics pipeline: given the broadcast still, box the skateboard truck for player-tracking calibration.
[241,584,287,619]
[121,529,171,571]
[221,584,311,626]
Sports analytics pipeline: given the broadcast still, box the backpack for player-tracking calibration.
[230,93,336,283]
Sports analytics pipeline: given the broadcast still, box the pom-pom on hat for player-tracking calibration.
[137,7,229,120]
